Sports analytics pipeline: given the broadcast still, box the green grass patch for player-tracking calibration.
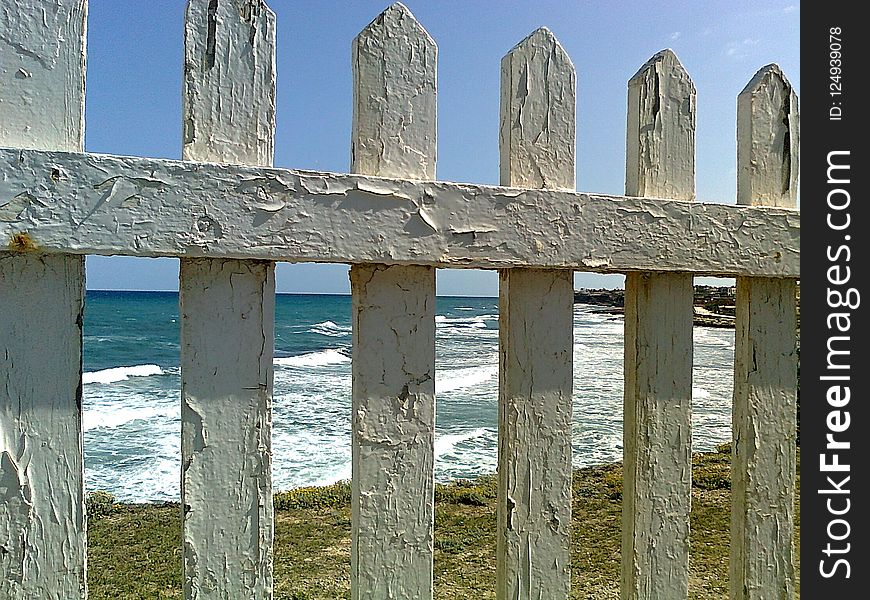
[86,447,800,599]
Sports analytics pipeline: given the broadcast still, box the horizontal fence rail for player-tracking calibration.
[0,1,799,600]
[0,148,799,277]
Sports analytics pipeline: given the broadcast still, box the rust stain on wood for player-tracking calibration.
[8,232,36,252]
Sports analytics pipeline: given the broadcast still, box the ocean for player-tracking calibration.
[83,290,735,502]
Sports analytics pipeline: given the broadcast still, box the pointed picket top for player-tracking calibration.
[355,3,436,50]
[504,26,576,71]
[500,27,576,190]
[183,0,277,166]
[626,48,696,200]
[352,2,437,179]
[737,64,799,207]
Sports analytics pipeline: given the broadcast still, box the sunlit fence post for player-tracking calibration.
[179,2,277,598]
[622,49,696,600]
[496,27,575,600]
[0,2,88,598]
[731,64,800,600]
[349,5,437,599]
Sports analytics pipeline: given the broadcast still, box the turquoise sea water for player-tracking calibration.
[83,290,735,502]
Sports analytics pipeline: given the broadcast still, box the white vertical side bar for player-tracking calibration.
[0,2,88,599]
[731,64,799,600]
[350,4,436,599]
[621,49,695,600]
[180,2,276,598]
[496,27,575,600]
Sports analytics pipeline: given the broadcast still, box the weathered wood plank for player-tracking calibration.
[731,64,799,600]
[0,1,87,598]
[180,258,275,599]
[0,0,87,152]
[737,65,799,209]
[621,49,694,600]
[349,5,436,599]
[496,27,574,600]
[179,2,277,598]
[183,0,276,167]
[626,50,696,201]
[0,149,800,277]
[350,263,435,598]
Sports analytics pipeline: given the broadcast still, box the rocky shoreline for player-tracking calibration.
[574,286,738,328]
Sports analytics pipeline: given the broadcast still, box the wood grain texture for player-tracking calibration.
[731,64,799,600]
[350,263,435,600]
[737,64,799,208]
[622,271,693,600]
[349,5,436,599]
[352,2,436,181]
[626,49,695,202]
[496,27,574,600]
[0,148,800,277]
[180,2,277,598]
[0,0,87,152]
[0,1,87,598]
[621,48,695,600]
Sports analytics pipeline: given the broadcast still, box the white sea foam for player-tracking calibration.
[83,364,164,385]
[311,461,352,487]
[308,320,351,337]
[436,364,498,394]
[435,314,497,325]
[275,349,350,368]
[83,405,172,432]
[435,428,489,457]
[82,298,740,501]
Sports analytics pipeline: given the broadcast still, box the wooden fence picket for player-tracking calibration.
[621,49,696,600]
[496,27,575,600]
[179,2,277,598]
[0,2,88,598]
[349,4,437,599]
[731,64,799,600]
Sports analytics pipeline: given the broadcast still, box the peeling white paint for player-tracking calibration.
[622,48,695,600]
[497,269,574,600]
[0,1,87,598]
[0,0,86,153]
[0,254,86,600]
[499,27,575,191]
[732,64,798,600]
[179,2,276,598]
[352,3,436,181]
[496,27,574,600]
[0,3,802,596]
[350,264,435,600]
[0,148,800,277]
[622,271,693,600]
[180,258,275,600]
[737,65,799,208]
[626,49,695,201]
[349,5,436,599]
[183,0,276,167]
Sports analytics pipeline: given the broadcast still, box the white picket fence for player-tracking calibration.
[0,1,799,599]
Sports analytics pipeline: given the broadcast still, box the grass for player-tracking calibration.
[86,445,800,599]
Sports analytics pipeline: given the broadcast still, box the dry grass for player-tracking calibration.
[86,445,800,599]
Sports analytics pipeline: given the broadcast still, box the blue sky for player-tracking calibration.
[83,0,800,295]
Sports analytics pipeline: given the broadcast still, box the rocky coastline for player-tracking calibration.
[574,286,738,328]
